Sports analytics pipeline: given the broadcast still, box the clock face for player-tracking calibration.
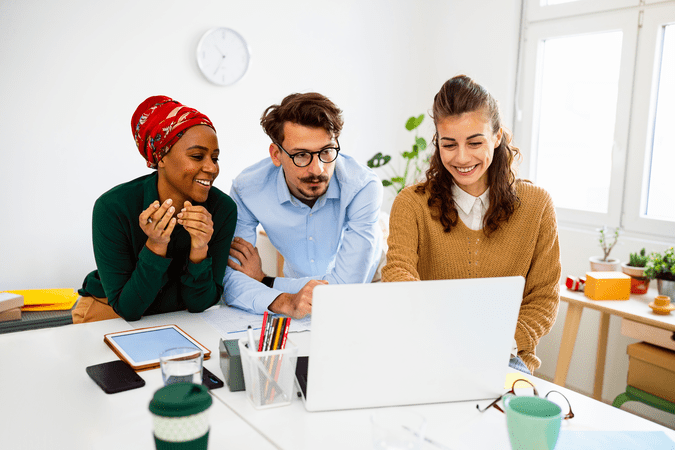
[196,27,250,86]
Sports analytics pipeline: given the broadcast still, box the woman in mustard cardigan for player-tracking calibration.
[382,75,561,374]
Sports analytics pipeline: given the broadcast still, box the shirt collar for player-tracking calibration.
[452,184,490,215]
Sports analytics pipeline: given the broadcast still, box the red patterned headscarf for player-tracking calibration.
[131,95,216,169]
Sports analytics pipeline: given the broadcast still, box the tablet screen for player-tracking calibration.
[109,327,199,364]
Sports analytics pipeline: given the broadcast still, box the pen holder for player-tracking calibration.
[238,339,298,409]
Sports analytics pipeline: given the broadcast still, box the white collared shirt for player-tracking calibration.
[451,184,489,231]
[452,184,519,358]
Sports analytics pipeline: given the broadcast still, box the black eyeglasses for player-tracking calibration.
[476,379,574,419]
[276,140,340,168]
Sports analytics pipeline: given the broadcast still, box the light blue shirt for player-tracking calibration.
[222,153,383,314]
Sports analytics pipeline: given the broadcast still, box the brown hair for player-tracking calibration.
[260,92,344,144]
[416,75,521,236]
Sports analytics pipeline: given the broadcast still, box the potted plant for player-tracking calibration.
[367,114,430,194]
[589,226,621,271]
[645,247,675,300]
[622,248,650,294]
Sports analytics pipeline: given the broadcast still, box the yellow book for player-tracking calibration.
[1,289,78,311]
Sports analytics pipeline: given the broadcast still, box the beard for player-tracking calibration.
[297,174,330,199]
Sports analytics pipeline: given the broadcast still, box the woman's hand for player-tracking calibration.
[139,199,176,257]
[177,201,214,264]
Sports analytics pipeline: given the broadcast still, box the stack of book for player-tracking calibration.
[0,293,24,323]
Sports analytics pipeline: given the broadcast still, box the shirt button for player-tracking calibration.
[309,237,313,241]
[310,259,315,263]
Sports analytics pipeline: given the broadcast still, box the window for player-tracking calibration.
[644,23,675,221]
[517,0,675,238]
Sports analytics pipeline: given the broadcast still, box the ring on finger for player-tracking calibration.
[147,217,153,224]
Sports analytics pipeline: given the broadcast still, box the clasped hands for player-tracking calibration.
[139,198,214,263]
[228,236,327,319]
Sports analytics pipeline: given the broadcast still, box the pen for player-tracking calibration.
[247,325,257,352]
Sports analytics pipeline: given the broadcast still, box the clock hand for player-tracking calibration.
[213,55,227,75]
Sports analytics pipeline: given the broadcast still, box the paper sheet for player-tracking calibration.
[556,431,674,449]
[201,305,311,336]
[2,289,78,311]
[504,371,534,389]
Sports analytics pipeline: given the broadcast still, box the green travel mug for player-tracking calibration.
[502,394,563,450]
[149,382,212,450]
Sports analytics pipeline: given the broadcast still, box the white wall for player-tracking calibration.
[0,0,520,290]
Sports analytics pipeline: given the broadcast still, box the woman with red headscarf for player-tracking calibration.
[74,96,237,322]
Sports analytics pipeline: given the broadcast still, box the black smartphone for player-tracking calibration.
[202,367,224,390]
[86,360,145,394]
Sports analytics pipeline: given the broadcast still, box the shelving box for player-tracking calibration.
[585,271,630,300]
[627,342,675,403]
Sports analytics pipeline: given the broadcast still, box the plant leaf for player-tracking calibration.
[405,114,424,131]
[405,117,417,131]
[416,137,427,150]
[382,179,393,187]
[367,152,391,168]
[391,177,406,183]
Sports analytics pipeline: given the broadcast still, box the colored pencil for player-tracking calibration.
[258,311,268,352]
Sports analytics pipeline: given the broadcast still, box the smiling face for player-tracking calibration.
[157,125,219,205]
[436,110,502,197]
[269,122,337,207]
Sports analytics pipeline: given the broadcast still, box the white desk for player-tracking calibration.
[139,308,675,450]
[3,307,675,450]
[0,317,275,450]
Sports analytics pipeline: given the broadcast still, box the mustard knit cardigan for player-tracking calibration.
[382,181,561,373]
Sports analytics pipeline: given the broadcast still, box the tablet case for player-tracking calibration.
[86,360,145,394]
[103,324,211,371]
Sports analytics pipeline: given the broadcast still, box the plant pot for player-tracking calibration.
[657,279,675,300]
[629,277,650,295]
[589,256,620,272]
[622,263,650,294]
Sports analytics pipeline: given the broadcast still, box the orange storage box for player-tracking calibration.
[627,342,675,403]
[585,271,630,300]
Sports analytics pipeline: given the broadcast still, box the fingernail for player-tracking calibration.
[177,212,182,218]
[165,198,172,205]
[169,206,175,213]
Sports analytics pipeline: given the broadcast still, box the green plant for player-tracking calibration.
[628,248,649,268]
[597,226,620,262]
[367,114,430,194]
[645,247,675,281]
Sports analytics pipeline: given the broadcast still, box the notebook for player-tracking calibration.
[296,276,526,411]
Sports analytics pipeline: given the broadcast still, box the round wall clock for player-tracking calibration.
[196,27,250,86]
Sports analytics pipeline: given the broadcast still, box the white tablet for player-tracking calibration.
[104,325,211,371]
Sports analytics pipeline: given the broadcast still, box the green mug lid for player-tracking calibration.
[149,383,212,417]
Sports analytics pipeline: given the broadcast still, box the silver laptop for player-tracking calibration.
[295,276,525,412]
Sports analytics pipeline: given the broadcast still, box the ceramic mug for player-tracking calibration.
[502,394,563,450]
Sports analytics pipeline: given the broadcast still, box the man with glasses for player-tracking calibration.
[222,92,384,319]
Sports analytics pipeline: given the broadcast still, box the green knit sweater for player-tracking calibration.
[79,173,237,320]
[382,180,561,372]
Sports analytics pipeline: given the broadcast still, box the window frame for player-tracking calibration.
[528,0,638,23]
[516,8,639,228]
[622,4,675,237]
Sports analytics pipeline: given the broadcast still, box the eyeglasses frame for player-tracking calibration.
[475,378,574,420]
[275,139,340,168]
